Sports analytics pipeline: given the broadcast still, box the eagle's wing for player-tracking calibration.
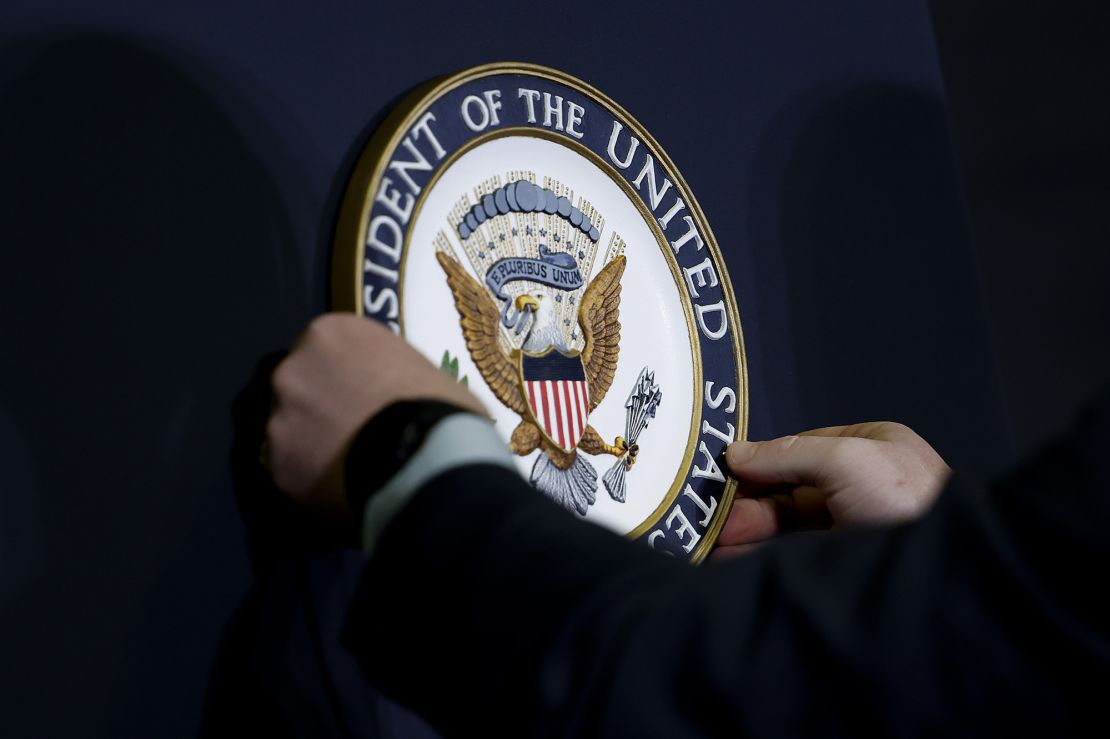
[435,250,528,415]
[579,254,626,410]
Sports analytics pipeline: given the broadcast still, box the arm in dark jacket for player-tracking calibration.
[344,393,1110,738]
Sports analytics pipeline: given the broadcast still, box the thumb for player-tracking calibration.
[726,435,871,488]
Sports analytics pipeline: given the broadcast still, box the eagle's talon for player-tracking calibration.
[621,442,640,471]
[597,436,629,457]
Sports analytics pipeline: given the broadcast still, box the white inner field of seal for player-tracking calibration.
[401,135,696,536]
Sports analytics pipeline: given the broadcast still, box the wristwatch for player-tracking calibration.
[344,399,473,517]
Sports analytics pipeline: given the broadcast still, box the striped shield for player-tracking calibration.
[521,350,591,453]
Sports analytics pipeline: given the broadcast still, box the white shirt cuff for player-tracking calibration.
[361,413,519,556]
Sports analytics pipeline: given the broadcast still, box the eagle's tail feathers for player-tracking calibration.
[530,453,597,516]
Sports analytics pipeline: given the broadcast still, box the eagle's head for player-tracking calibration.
[515,292,568,353]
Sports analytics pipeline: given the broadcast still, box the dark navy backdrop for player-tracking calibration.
[0,1,1020,736]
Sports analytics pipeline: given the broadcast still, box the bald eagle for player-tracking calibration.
[436,250,631,514]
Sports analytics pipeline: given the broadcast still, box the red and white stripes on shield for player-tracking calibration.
[526,380,590,451]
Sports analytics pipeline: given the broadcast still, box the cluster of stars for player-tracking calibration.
[456,186,600,349]
[468,213,589,271]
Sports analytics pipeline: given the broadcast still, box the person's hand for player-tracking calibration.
[713,422,950,560]
[266,313,486,517]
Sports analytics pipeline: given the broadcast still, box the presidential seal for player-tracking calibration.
[333,63,747,562]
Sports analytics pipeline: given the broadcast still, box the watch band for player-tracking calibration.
[344,399,472,517]
[358,413,518,556]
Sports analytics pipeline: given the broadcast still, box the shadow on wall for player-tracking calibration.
[746,84,1010,475]
[0,34,311,736]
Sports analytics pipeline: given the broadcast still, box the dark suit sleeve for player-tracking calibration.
[342,392,1110,738]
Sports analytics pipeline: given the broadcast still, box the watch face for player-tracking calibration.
[333,63,747,562]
